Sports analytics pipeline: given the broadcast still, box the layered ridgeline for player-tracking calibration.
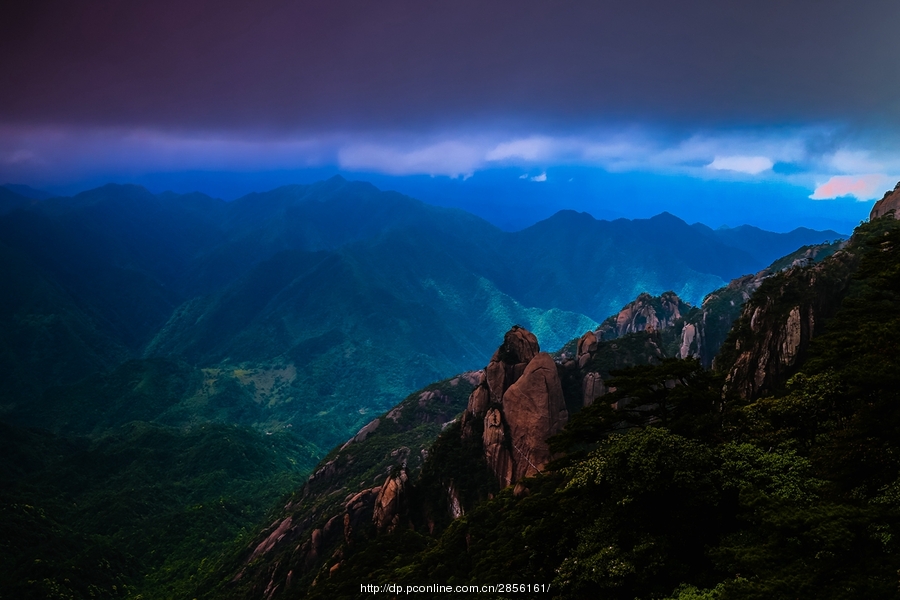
[0,177,846,599]
[0,177,842,450]
[207,203,900,599]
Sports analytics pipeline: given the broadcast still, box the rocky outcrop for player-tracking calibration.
[340,418,380,450]
[688,270,770,368]
[598,291,690,340]
[462,326,568,486]
[719,249,857,400]
[372,469,408,533]
[678,322,698,359]
[870,181,900,219]
[576,330,598,368]
[723,302,816,399]
[581,371,607,407]
[568,240,846,398]
[229,372,478,596]
[502,353,568,481]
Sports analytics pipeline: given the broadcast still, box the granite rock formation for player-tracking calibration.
[719,249,857,399]
[462,326,568,486]
[597,291,690,339]
[870,181,900,219]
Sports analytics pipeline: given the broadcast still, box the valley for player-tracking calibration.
[0,178,855,599]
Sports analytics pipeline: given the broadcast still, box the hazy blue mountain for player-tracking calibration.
[0,208,184,350]
[0,186,32,215]
[693,221,846,267]
[495,210,754,320]
[1,177,845,449]
[0,240,129,410]
[146,241,595,448]
[1,184,55,200]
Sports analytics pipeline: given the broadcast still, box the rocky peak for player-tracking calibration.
[495,325,540,364]
[463,326,567,487]
[870,181,900,220]
[576,330,598,368]
[469,326,539,415]
[599,291,691,340]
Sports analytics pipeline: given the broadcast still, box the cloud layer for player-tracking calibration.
[3,124,900,205]
[810,175,895,201]
[3,1,900,132]
[2,0,899,224]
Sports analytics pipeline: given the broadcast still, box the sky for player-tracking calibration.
[3,0,900,232]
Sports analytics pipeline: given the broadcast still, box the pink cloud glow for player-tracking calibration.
[810,174,894,201]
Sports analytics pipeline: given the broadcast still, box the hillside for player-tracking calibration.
[0,177,853,599]
[216,212,899,599]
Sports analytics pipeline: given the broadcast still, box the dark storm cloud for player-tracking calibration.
[3,0,899,131]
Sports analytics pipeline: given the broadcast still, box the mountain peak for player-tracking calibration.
[648,211,687,224]
[870,180,900,220]
[461,326,566,486]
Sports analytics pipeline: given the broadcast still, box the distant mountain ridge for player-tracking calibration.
[1,184,55,200]
[694,220,845,267]
[0,176,844,452]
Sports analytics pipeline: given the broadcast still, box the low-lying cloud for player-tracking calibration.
[3,123,900,205]
[707,155,774,175]
[810,174,895,201]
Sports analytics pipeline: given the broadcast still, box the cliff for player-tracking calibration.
[715,200,899,400]
[222,373,478,598]
[870,181,900,219]
[717,252,856,399]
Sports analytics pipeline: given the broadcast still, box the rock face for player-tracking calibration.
[870,182,900,219]
[373,469,408,533]
[228,373,479,597]
[502,353,568,481]
[589,240,844,371]
[598,291,690,339]
[576,330,598,368]
[719,249,857,399]
[581,371,607,407]
[462,326,568,486]
[340,418,380,450]
[569,240,847,406]
[687,270,770,368]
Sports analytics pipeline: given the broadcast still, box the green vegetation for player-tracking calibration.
[282,216,900,599]
[0,180,854,598]
[0,421,318,600]
[195,375,476,599]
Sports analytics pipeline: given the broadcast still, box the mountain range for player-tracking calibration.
[212,197,900,600]
[0,176,856,599]
[0,177,843,450]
